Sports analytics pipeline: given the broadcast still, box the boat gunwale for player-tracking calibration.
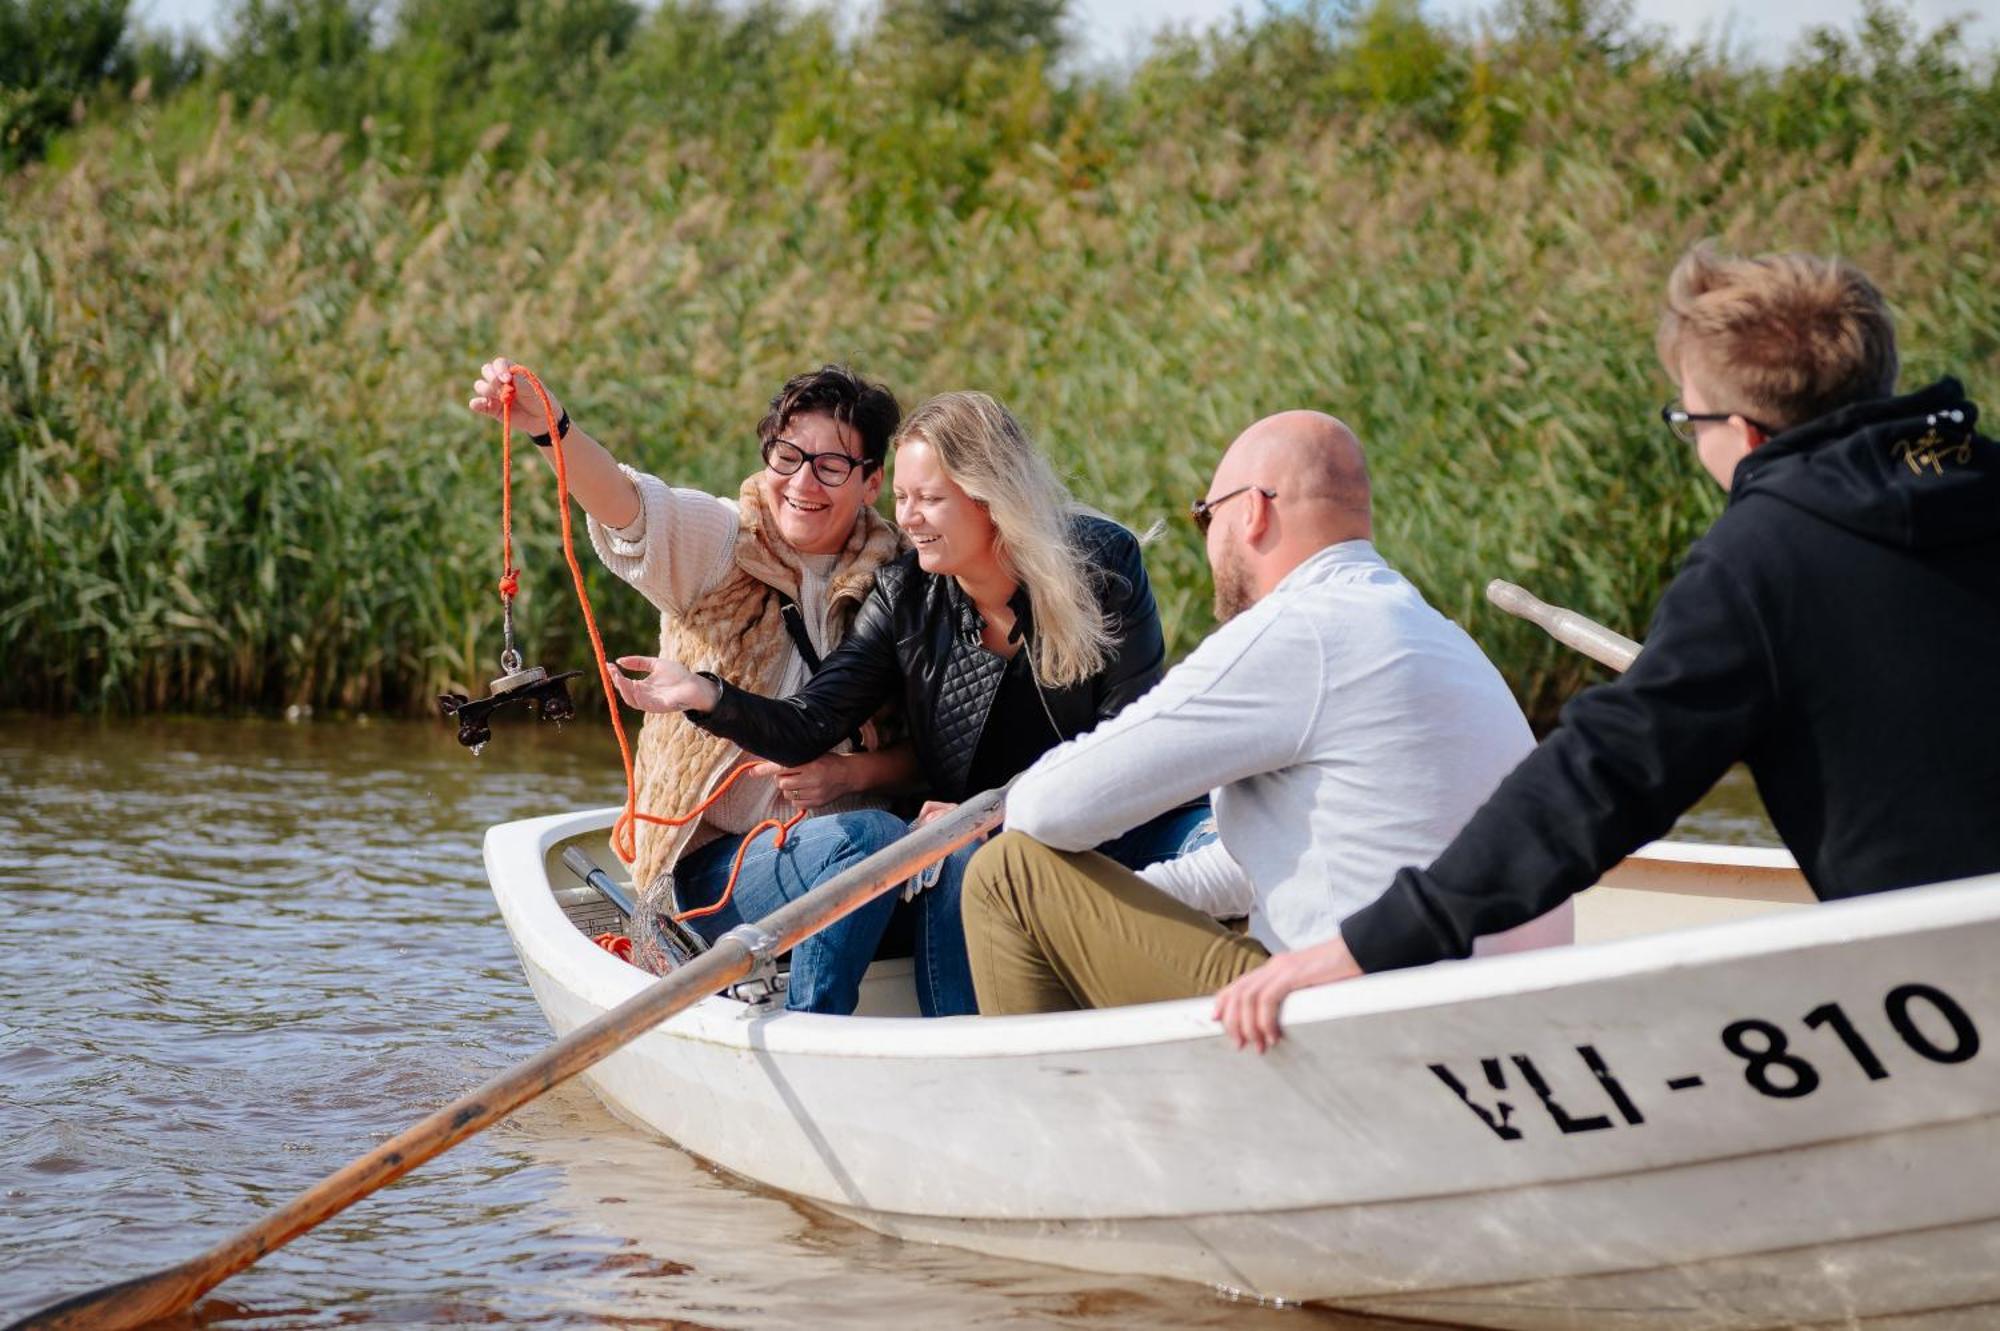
[487,807,2000,1061]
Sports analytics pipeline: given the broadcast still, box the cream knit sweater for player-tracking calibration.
[587,466,884,855]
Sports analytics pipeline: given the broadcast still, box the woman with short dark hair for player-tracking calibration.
[467,359,919,1015]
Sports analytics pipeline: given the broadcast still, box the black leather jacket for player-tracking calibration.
[694,515,1166,802]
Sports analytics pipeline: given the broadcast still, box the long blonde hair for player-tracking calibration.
[895,391,1115,689]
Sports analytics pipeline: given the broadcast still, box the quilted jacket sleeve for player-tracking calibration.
[692,576,904,767]
[1082,519,1167,721]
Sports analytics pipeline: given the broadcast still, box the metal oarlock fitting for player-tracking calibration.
[721,923,788,1008]
[722,923,782,977]
[435,661,585,751]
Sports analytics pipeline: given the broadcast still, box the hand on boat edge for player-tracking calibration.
[1212,936,1363,1053]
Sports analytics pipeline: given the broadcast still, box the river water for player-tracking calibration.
[0,715,1775,1329]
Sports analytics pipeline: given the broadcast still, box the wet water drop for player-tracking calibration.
[471,742,487,757]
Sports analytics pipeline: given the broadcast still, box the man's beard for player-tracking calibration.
[1212,543,1254,622]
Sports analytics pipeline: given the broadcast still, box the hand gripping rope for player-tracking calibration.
[450,366,805,933]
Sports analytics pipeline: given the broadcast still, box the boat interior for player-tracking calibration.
[539,824,1815,1020]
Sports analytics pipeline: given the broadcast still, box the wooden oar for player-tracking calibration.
[7,788,1008,1331]
[1485,579,1640,674]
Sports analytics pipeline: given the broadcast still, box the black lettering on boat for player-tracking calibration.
[1721,1019,1820,1098]
[1429,1058,1522,1141]
[1886,983,1981,1064]
[1803,1002,1891,1080]
[1578,1044,1645,1125]
[1511,1055,1615,1134]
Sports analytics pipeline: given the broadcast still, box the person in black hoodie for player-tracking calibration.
[1212,243,2000,1051]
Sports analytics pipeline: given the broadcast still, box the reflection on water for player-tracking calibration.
[2,715,1459,1330]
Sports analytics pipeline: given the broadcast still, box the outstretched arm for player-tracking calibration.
[1008,607,1312,852]
[471,357,739,616]
[615,584,906,769]
[610,657,722,713]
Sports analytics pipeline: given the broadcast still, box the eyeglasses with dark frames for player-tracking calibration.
[1190,485,1277,535]
[762,436,876,487]
[1660,400,1776,446]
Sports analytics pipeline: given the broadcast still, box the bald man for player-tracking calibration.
[960,413,1568,1015]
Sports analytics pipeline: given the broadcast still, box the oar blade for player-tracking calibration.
[6,1257,215,1331]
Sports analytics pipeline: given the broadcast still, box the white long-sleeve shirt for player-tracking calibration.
[1005,540,1536,953]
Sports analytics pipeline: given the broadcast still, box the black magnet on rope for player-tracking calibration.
[436,664,585,750]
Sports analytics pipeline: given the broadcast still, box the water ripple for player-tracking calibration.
[1,716,1395,1330]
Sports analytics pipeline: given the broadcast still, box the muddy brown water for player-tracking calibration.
[0,715,1776,1329]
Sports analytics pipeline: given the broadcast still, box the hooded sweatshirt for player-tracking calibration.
[1342,378,2000,972]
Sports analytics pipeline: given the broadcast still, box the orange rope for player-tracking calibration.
[498,391,517,601]
[497,367,806,925]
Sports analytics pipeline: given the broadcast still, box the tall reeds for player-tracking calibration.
[3,0,1997,722]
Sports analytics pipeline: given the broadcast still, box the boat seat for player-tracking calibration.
[551,883,626,939]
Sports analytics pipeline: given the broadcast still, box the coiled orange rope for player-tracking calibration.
[497,367,804,925]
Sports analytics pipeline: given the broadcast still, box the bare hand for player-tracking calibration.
[913,799,996,848]
[1211,935,1364,1053]
[610,656,720,714]
[914,800,957,827]
[746,756,853,811]
[468,356,560,437]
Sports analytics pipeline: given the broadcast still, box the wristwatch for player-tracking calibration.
[529,409,571,449]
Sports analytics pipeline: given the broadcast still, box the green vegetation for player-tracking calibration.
[2,0,1997,721]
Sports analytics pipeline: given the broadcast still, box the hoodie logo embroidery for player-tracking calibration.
[1893,427,1973,477]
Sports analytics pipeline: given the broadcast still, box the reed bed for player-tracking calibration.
[3,4,1997,723]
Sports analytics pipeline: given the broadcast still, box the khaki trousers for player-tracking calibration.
[963,831,1272,1014]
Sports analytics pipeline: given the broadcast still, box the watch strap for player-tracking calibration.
[529,408,571,448]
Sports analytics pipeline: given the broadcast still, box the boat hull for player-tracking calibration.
[489,810,2000,1327]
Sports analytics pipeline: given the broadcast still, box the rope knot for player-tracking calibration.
[498,568,520,599]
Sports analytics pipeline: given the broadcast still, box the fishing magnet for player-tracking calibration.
[436,663,585,750]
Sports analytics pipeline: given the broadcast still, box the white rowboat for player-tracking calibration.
[486,808,2000,1329]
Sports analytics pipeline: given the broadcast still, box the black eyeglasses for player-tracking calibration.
[1190,485,1276,535]
[762,437,876,487]
[1660,400,1776,445]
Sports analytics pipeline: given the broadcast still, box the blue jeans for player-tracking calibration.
[675,808,910,1015]
[904,801,1217,1018]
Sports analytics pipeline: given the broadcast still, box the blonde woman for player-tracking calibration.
[612,391,1213,1015]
